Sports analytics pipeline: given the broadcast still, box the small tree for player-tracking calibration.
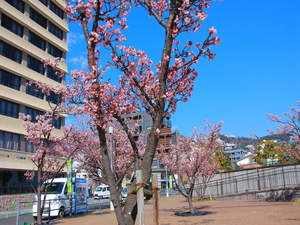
[266,101,300,163]
[254,139,280,166]
[21,103,92,225]
[157,120,223,214]
[216,149,233,172]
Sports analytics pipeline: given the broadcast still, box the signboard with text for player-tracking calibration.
[75,178,88,213]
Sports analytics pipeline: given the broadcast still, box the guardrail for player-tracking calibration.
[7,197,115,225]
[9,191,178,225]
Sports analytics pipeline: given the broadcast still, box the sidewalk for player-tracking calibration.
[52,195,300,225]
[0,208,32,220]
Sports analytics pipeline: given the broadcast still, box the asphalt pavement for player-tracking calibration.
[0,197,110,225]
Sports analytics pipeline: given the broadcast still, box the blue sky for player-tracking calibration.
[66,0,300,138]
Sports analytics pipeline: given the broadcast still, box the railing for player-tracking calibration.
[13,197,90,225]
[194,164,300,198]
[3,196,121,225]
[6,191,178,225]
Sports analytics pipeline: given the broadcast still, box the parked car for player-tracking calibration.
[120,187,128,204]
[93,185,110,199]
[120,186,151,204]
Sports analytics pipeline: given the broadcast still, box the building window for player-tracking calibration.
[46,92,60,104]
[50,1,64,19]
[28,31,46,51]
[46,66,62,83]
[25,107,43,123]
[152,158,158,169]
[25,139,35,153]
[0,131,20,151]
[49,22,63,40]
[48,43,62,58]
[1,14,23,37]
[0,41,22,63]
[134,126,142,134]
[23,107,61,131]
[133,115,142,121]
[0,69,21,90]
[30,8,47,29]
[39,0,48,6]
[5,0,25,13]
[26,82,44,99]
[0,98,19,118]
[27,55,45,75]
[53,117,61,129]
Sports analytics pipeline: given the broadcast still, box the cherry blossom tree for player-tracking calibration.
[157,120,223,215]
[20,99,94,224]
[75,121,146,197]
[266,101,300,163]
[33,0,223,223]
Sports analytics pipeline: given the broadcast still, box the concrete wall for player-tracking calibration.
[0,193,35,211]
[216,187,300,202]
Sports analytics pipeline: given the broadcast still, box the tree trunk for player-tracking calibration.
[201,184,207,200]
[97,127,126,225]
[123,113,163,224]
[187,184,195,215]
[123,192,138,225]
[187,194,195,215]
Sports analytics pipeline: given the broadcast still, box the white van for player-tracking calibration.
[93,184,110,199]
[32,177,74,220]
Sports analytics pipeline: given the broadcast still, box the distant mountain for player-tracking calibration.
[260,134,290,142]
[220,134,290,149]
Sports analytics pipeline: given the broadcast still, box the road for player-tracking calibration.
[0,198,110,225]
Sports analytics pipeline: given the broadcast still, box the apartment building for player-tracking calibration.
[0,0,68,194]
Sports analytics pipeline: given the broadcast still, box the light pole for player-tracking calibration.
[109,126,114,172]
[109,126,114,210]
[165,166,169,197]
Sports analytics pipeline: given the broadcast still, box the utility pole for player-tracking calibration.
[109,126,114,211]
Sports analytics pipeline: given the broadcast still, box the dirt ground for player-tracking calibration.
[53,194,300,225]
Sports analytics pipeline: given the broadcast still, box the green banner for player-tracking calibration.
[169,175,172,188]
[67,159,73,194]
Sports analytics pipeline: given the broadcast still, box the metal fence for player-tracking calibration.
[194,164,300,198]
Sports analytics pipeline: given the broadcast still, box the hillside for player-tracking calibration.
[220,134,290,149]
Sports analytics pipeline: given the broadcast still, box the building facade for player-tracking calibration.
[223,143,247,164]
[0,0,68,195]
[125,111,177,189]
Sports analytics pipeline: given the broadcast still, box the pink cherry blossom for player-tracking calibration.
[157,120,223,214]
[266,101,300,162]
[208,26,217,35]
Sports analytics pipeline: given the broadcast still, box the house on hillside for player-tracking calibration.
[223,143,247,163]
[235,153,262,170]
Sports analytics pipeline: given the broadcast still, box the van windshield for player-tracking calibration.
[41,182,64,194]
[95,187,103,191]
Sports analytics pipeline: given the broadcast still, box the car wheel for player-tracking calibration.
[33,216,37,221]
[57,208,65,219]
